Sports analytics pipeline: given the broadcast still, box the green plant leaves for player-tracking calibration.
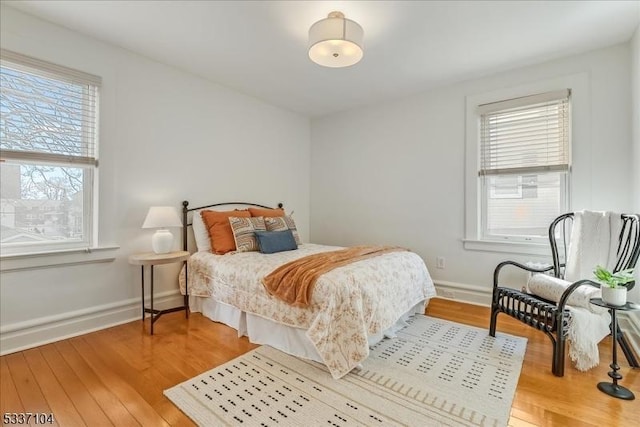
[593,265,635,288]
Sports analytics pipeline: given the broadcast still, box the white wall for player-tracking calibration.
[633,26,640,215]
[311,43,633,303]
[0,6,310,353]
[629,26,640,310]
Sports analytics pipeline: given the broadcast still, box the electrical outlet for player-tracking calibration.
[436,256,446,269]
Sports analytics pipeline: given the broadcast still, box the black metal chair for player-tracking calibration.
[489,212,640,376]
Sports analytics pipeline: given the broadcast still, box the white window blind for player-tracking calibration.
[0,49,100,166]
[479,89,570,177]
[0,49,101,254]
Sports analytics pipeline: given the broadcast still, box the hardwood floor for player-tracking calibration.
[1,298,638,426]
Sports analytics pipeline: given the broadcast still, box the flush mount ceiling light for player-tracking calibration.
[308,11,364,68]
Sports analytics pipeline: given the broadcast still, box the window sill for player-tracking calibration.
[462,239,551,256]
[0,245,120,272]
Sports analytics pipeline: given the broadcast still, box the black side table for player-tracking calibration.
[590,298,640,401]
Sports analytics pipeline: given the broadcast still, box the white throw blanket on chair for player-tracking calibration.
[567,306,610,371]
[565,210,623,281]
[528,210,622,371]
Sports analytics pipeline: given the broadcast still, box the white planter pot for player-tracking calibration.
[601,286,627,306]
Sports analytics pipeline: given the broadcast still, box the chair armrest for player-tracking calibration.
[493,260,554,288]
[557,279,600,310]
[556,279,636,305]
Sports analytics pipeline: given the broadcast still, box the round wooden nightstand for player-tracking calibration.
[129,250,190,335]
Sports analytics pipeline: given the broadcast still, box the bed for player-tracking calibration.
[179,201,436,378]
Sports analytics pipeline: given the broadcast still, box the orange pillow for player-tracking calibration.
[201,209,251,254]
[248,207,285,217]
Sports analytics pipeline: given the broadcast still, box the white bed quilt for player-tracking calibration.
[180,243,436,378]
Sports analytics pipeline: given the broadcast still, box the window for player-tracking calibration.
[478,90,571,242]
[489,175,523,199]
[0,49,101,254]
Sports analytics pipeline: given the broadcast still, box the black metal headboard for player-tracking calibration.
[181,200,284,251]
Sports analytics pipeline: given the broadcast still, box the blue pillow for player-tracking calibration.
[254,230,298,254]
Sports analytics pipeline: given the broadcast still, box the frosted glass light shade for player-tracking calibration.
[309,11,363,68]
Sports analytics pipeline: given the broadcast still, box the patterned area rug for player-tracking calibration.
[165,315,527,426]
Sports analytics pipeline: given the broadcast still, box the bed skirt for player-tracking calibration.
[189,296,428,364]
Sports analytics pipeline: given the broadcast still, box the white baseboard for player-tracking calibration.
[0,291,184,356]
[433,280,492,307]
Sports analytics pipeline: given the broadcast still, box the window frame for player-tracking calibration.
[0,49,101,256]
[464,74,589,255]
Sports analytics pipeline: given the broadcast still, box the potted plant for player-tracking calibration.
[593,265,635,306]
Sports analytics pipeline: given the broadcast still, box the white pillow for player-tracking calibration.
[192,210,211,252]
[526,274,605,314]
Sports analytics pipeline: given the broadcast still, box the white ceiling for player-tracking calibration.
[5,1,640,117]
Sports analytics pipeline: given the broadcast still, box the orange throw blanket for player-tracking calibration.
[262,245,407,308]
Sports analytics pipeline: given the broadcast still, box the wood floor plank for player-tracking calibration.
[0,357,25,415]
[22,347,85,426]
[508,414,539,427]
[83,329,193,425]
[83,330,177,404]
[509,405,541,425]
[153,399,195,427]
[69,336,170,427]
[38,344,113,426]
[2,298,639,426]
[4,352,54,426]
[54,340,140,426]
[152,336,210,379]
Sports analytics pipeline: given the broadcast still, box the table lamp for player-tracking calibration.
[142,206,182,254]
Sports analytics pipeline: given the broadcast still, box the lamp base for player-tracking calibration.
[152,229,174,254]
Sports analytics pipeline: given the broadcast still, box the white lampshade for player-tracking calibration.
[308,11,364,68]
[142,206,182,229]
[142,206,182,254]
